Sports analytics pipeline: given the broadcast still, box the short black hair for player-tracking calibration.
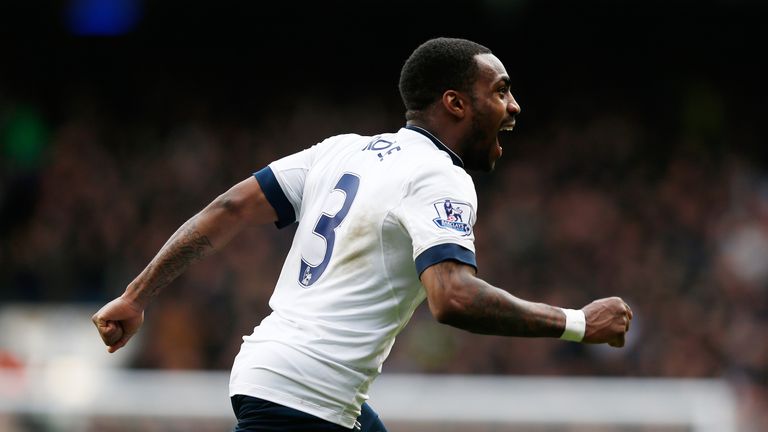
[399,37,492,116]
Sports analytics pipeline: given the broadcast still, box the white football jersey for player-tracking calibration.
[229,126,478,428]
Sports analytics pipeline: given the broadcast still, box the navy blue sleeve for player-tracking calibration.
[415,243,477,276]
[253,166,297,229]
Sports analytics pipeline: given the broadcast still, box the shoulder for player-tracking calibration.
[300,133,374,166]
[317,133,369,149]
[406,156,474,192]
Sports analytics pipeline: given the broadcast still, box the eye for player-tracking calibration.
[498,86,509,96]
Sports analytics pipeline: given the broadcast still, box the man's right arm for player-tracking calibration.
[420,260,632,346]
[92,176,277,353]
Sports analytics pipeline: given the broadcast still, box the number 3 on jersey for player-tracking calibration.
[299,173,360,287]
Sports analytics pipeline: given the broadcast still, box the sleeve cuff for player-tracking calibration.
[415,243,477,276]
[253,166,296,229]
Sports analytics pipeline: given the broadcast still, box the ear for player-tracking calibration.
[440,90,468,120]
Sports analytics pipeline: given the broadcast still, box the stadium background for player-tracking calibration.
[1,0,766,430]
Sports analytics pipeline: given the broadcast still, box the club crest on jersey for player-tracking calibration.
[432,199,473,236]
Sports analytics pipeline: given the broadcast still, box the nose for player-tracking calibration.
[507,95,521,115]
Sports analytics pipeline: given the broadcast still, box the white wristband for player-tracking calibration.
[559,308,586,342]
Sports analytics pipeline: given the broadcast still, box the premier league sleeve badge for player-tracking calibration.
[431,199,474,236]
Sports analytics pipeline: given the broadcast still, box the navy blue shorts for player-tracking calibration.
[231,395,388,432]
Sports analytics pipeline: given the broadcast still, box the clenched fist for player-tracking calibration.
[92,296,144,353]
[581,297,633,347]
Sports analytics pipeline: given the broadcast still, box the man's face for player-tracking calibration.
[459,53,521,172]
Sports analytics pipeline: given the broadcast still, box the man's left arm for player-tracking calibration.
[420,260,632,347]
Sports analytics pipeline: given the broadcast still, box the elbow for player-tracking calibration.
[431,299,469,326]
[196,192,251,231]
[207,178,275,226]
[422,261,481,329]
[428,280,474,326]
[211,190,247,218]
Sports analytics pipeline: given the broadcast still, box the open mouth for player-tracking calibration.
[498,122,516,133]
[497,123,515,148]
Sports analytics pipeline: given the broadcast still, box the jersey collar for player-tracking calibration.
[404,125,465,168]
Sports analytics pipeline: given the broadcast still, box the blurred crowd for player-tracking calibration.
[2,81,767,429]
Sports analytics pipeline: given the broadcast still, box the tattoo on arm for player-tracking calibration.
[444,275,563,337]
[138,221,213,301]
[469,286,563,337]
